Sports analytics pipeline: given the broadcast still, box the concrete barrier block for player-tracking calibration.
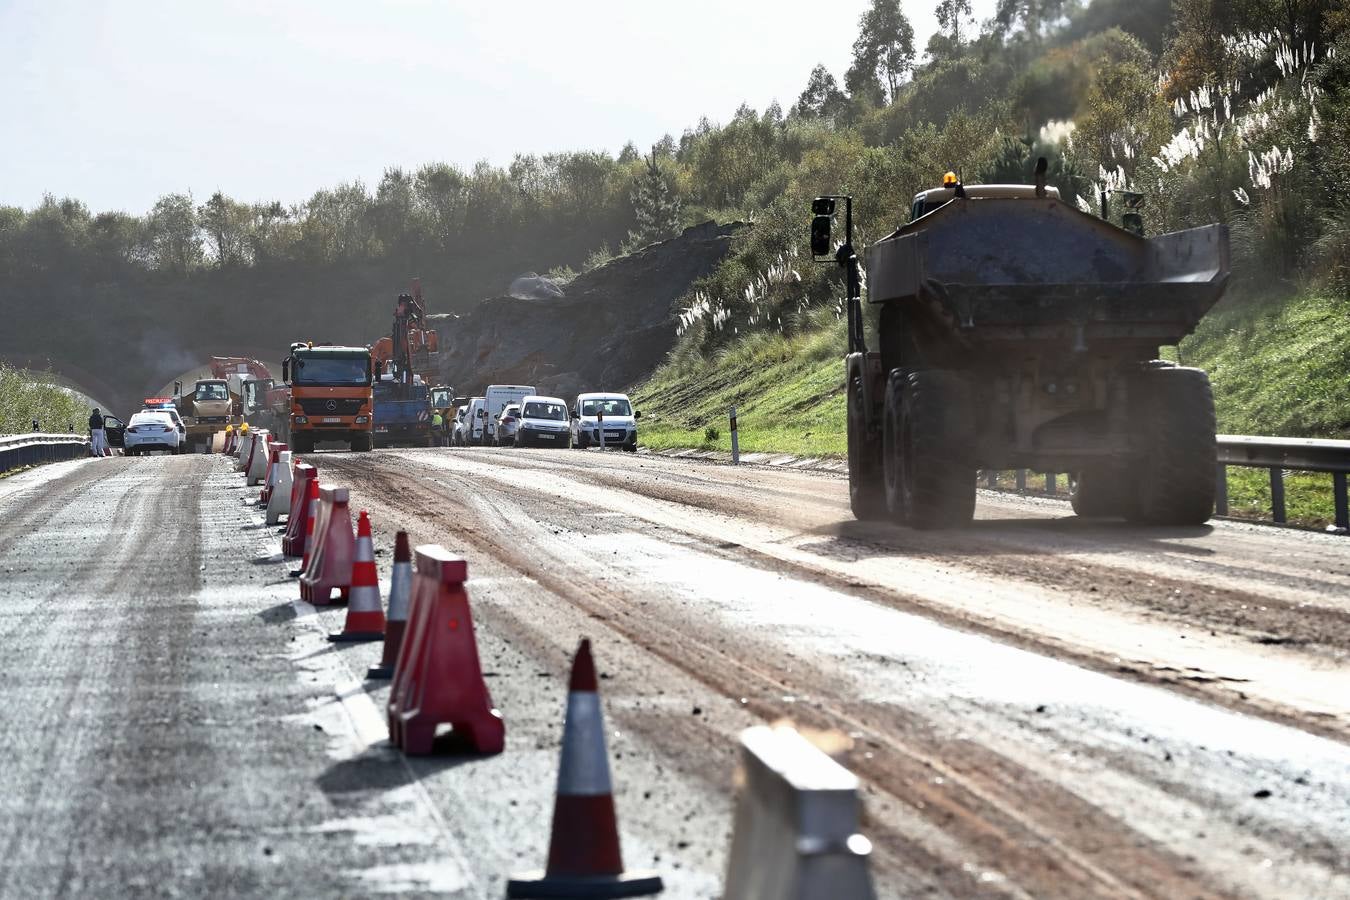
[724,725,876,900]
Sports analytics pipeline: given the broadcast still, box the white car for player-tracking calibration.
[494,404,522,446]
[451,405,470,446]
[124,411,184,455]
[571,392,639,451]
[515,396,571,447]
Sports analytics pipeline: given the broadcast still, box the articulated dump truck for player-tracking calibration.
[813,169,1231,529]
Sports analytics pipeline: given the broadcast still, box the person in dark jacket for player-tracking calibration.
[88,408,107,457]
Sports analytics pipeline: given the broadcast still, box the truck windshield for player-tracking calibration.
[197,383,228,401]
[293,356,370,386]
[580,398,632,417]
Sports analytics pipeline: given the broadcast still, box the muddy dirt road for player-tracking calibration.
[319,446,1350,898]
[1,450,1348,898]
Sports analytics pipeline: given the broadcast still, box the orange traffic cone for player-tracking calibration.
[367,531,412,679]
[289,477,320,577]
[329,511,385,642]
[508,639,663,898]
[387,545,503,755]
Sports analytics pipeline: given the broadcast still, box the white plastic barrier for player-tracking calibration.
[723,726,876,900]
[265,450,294,525]
[234,432,254,470]
[246,431,271,486]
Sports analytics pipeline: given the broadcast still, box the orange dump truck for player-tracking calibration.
[281,342,375,453]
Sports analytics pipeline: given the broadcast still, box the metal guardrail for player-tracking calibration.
[982,434,1350,531]
[0,433,91,475]
[1214,434,1350,529]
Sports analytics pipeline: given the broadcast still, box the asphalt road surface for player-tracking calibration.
[1,449,1348,898]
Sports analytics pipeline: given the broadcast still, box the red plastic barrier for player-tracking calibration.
[282,464,318,556]
[294,478,320,575]
[387,546,503,755]
[299,486,354,606]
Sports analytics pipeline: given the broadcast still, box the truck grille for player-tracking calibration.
[298,398,364,416]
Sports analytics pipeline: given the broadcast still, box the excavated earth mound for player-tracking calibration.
[431,221,740,399]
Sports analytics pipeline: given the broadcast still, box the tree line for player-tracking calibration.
[1,0,1346,402]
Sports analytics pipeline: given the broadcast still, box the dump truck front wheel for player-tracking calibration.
[1126,366,1217,525]
[351,432,374,453]
[847,374,887,520]
[883,370,977,529]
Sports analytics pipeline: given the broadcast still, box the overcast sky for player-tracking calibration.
[0,0,996,215]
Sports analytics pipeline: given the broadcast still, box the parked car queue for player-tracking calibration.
[450,389,640,451]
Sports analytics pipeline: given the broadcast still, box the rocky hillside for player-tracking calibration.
[431,221,740,399]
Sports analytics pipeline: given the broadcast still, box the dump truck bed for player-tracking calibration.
[866,197,1230,346]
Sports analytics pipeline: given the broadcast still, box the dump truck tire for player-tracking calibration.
[291,434,315,454]
[847,373,888,521]
[1126,366,1217,525]
[884,370,976,529]
[351,432,374,453]
[1070,469,1130,518]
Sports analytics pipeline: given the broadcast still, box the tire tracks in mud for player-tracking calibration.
[436,450,1350,738]
[352,449,1350,744]
[324,454,1237,900]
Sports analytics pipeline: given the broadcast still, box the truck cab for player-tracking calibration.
[282,343,375,453]
[174,378,233,451]
[429,385,455,445]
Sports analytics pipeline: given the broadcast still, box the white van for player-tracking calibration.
[465,397,487,445]
[515,396,570,447]
[571,392,639,451]
[482,384,535,445]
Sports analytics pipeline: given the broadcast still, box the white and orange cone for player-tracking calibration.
[508,639,663,898]
[367,531,412,679]
[329,511,386,642]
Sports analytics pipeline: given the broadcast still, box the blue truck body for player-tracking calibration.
[372,380,432,447]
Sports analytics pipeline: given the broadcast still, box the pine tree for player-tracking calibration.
[627,149,681,249]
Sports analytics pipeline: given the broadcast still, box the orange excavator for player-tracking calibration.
[209,356,290,432]
[372,279,439,383]
[369,280,440,447]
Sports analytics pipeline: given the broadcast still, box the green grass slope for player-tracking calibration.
[632,315,847,457]
[1180,292,1350,438]
[631,291,1350,527]
[635,290,1350,455]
